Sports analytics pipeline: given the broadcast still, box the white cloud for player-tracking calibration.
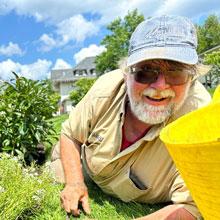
[74,44,106,64]
[0,42,24,56]
[0,1,13,15]
[0,59,19,79]
[38,34,57,52]
[57,15,99,43]
[38,15,99,52]
[154,0,220,19]
[53,59,72,69]
[0,0,113,23]
[0,59,52,80]
[0,0,220,24]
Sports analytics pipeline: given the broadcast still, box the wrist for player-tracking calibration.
[66,181,87,189]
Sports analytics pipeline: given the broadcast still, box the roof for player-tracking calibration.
[51,68,76,82]
[51,56,96,82]
[73,56,96,70]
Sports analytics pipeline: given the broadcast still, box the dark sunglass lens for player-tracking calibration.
[166,71,189,85]
[134,70,158,84]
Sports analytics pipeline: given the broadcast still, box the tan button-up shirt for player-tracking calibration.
[61,69,211,218]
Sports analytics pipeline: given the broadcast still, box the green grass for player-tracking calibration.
[31,177,164,220]
[45,114,69,158]
[50,114,69,134]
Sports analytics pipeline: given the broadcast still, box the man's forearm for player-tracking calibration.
[60,134,90,215]
[60,134,84,185]
[135,205,196,220]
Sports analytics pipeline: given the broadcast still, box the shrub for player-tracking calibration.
[0,72,58,164]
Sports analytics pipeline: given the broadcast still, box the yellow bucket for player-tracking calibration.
[160,85,220,220]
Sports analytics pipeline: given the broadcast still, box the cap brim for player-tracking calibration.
[127,46,198,66]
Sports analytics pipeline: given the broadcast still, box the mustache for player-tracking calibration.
[142,88,175,98]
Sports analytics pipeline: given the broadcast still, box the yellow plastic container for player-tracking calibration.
[160,85,220,220]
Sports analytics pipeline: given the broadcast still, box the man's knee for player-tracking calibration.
[49,142,65,183]
[49,158,65,183]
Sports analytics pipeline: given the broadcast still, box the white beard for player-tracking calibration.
[127,84,190,125]
[129,100,174,124]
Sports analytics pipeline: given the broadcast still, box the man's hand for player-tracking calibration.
[60,182,91,216]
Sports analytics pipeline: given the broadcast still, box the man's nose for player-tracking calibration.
[150,73,170,90]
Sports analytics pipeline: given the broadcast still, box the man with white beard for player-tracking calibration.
[51,15,211,219]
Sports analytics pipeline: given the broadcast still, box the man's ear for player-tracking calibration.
[123,71,127,80]
[123,71,130,88]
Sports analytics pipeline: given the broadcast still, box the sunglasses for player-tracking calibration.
[129,65,192,85]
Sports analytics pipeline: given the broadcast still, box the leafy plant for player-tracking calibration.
[40,79,60,119]
[0,72,58,164]
[69,77,96,105]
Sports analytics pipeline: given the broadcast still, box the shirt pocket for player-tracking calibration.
[108,166,151,202]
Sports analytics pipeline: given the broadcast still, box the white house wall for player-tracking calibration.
[60,82,75,96]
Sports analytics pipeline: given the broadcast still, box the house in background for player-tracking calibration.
[51,56,97,113]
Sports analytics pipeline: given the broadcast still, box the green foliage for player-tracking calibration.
[95,9,144,75]
[0,73,58,164]
[0,153,62,220]
[69,77,96,105]
[197,15,220,53]
[41,79,60,119]
[204,51,220,66]
[45,114,69,160]
[204,51,220,86]
[48,114,69,135]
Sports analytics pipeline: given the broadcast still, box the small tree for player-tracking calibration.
[197,15,220,53]
[0,72,59,164]
[69,77,96,105]
[95,9,144,75]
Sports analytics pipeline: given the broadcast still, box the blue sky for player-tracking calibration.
[0,0,219,80]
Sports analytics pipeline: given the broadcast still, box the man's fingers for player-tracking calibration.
[60,194,78,215]
[70,199,81,216]
[81,195,91,215]
[60,186,90,216]
[62,198,71,213]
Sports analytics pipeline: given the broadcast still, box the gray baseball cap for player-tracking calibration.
[127,15,198,66]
